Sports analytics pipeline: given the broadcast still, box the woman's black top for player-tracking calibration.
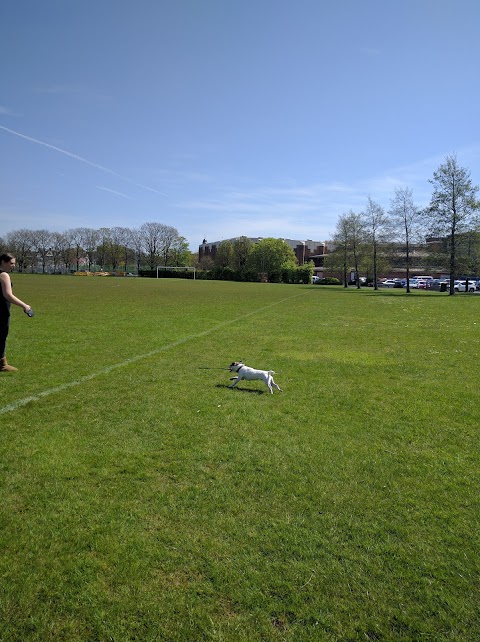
[0,270,11,319]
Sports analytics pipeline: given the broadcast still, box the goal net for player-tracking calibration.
[156,266,196,280]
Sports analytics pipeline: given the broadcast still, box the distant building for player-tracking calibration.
[198,237,328,276]
[199,234,464,281]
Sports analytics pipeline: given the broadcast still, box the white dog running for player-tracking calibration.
[228,361,282,394]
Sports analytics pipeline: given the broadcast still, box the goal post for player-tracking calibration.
[156,266,196,280]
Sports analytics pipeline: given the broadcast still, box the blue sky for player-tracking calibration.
[1,0,479,250]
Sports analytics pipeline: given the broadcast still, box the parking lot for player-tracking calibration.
[378,277,480,292]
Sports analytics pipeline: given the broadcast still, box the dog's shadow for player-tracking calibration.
[215,384,265,395]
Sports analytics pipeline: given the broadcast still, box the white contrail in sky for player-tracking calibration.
[96,186,131,198]
[0,124,167,196]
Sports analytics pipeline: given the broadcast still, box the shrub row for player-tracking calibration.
[139,269,195,279]
[140,266,314,283]
[314,277,342,285]
[198,266,313,283]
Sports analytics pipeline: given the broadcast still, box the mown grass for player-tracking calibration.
[0,276,478,641]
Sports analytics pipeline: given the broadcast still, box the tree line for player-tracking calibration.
[0,221,314,283]
[325,154,480,295]
[0,223,190,274]
[198,236,314,283]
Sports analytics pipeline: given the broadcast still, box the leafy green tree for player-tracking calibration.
[247,238,297,281]
[170,236,190,266]
[232,237,252,272]
[215,240,234,268]
[425,154,479,294]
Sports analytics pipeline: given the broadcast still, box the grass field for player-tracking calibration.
[1,275,478,642]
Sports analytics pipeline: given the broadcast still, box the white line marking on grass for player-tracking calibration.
[1,290,309,415]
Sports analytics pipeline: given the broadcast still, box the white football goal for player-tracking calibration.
[156,266,196,280]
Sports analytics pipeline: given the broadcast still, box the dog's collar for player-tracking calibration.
[231,364,244,373]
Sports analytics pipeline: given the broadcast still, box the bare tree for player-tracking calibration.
[116,227,134,271]
[449,229,480,282]
[363,197,391,290]
[5,229,34,272]
[57,233,74,272]
[330,212,365,288]
[198,255,214,270]
[50,232,66,273]
[130,228,145,272]
[140,222,166,270]
[96,228,112,270]
[0,221,188,275]
[106,227,130,271]
[158,225,180,266]
[328,214,352,287]
[65,228,85,271]
[425,154,479,295]
[30,229,53,273]
[389,186,421,293]
[80,228,100,271]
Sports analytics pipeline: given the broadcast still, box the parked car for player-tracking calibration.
[430,279,449,291]
[408,276,432,289]
[466,279,480,290]
[454,280,476,292]
[414,276,434,282]
[380,279,397,288]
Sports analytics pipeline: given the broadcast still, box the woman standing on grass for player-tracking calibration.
[0,253,32,372]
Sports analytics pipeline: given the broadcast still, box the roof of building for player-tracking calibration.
[200,236,326,249]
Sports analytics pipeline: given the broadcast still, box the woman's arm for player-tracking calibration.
[0,273,31,312]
